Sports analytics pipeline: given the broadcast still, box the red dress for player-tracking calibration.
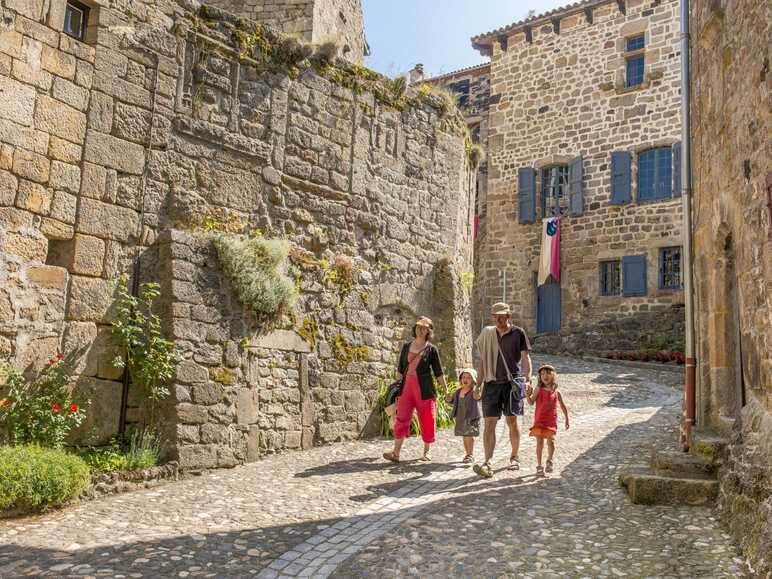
[530,386,559,438]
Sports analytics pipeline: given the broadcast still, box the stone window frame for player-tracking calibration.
[58,0,100,44]
[612,22,652,94]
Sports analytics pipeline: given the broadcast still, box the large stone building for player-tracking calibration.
[0,0,474,468]
[206,0,369,63]
[689,0,771,574]
[470,0,685,352]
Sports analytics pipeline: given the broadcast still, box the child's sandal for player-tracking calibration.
[545,459,554,473]
[536,465,545,476]
[462,454,473,464]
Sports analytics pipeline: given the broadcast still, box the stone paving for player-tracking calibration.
[0,357,748,578]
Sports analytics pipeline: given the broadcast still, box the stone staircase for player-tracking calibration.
[620,432,727,506]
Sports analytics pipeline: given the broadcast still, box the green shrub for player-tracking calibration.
[0,358,87,448]
[80,429,160,473]
[376,378,455,438]
[0,445,90,512]
[213,233,297,323]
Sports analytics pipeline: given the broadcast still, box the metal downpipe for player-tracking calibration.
[680,0,696,450]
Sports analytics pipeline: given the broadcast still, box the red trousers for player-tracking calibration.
[393,374,436,443]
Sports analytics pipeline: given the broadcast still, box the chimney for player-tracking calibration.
[409,63,424,84]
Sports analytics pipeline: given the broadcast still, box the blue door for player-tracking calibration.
[537,282,561,333]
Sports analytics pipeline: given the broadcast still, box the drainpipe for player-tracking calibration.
[680,0,696,450]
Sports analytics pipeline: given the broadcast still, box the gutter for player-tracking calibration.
[680,0,696,450]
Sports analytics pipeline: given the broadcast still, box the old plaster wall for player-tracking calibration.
[690,0,771,574]
[0,0,473,465]
[475,0,685,354]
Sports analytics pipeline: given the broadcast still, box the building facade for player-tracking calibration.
[690,0,771,574]
[471,0,685,353]
[204,0,369,63]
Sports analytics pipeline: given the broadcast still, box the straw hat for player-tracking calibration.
[490,302,511,315]
[537,364,556,374]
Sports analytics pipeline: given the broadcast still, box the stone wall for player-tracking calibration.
[312,0,368,64]
[203,0,368,63]
[690,0,771,575]
[423,63,490,333]
[472,0,685,351]
[0,0,473,466]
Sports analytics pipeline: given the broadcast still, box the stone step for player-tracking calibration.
[619,467,719,506]
[689,431,729,464]
[651,450,717,477]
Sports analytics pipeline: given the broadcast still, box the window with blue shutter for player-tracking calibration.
[672,142,682,197]
[638,148,673,202]
[622,255,647,296]
[600,260,622,296]
[659,247,682,289]
[518,167,536,224]
[610,151,631,205]
[568,156,584,216]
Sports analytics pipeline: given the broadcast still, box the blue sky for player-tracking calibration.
[362,0,568,78]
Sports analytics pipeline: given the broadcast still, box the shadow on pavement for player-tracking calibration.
[0,404,744,579]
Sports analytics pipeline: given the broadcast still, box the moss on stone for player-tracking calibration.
[209,367,236,385]
[330,333,369,369]
[298,317,319,348]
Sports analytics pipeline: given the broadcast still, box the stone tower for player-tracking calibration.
[207,0,369,63]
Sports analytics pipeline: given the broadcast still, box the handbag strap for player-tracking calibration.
[496,331,516,381]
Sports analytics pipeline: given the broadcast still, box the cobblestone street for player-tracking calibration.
[0,357,747,578]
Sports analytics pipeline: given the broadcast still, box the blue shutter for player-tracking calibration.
[672,142,682,197]
[622,255,647,296]
[568,156,584,216]
[610,151,631,205]
[518,167,536,224]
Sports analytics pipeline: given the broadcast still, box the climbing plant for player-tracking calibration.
[112,274,176,426]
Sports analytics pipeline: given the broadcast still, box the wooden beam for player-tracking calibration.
[584,7,594,24]
[616,0,626,15]
[497,35,508,51]
[524,25,533,43]
[551,18,561,34]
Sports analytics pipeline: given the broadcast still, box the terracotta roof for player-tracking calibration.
[422,62,491,84]
[471,0,611,49]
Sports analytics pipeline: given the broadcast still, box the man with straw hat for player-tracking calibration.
[473,302,532,478]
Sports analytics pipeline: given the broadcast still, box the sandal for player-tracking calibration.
[536,465,545,476]
[419,454,431,462]
[473,462,493,478]
[462,454,473,464]
[382,452,400,463]
[508,456,520,471]
[545,459,554,473]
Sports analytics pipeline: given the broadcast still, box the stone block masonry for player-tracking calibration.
[471,0,685,352]
[205,0,369,63]
[0,0,473,468]
[690,0,771,575]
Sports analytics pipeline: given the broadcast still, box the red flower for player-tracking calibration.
[68,404,79,412]
[51,403,61,413]
[0,398,11,409]
[48,352,65,365]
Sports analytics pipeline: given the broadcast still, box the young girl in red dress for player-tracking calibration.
[526,364,569,476]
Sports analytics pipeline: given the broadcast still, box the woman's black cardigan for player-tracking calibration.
[397,342,444,400]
